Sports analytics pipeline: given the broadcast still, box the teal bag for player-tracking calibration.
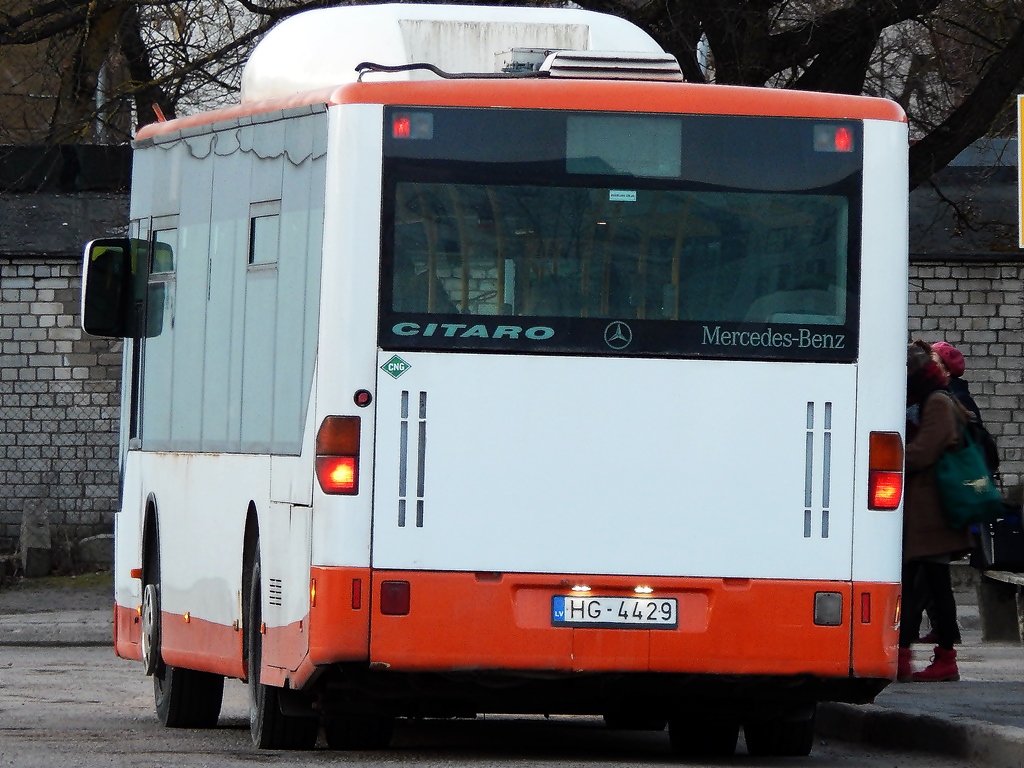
[934,419,1003,529]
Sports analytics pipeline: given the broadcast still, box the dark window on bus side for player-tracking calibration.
[248,200,281,265]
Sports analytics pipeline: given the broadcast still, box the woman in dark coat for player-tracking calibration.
[898,342,973,682]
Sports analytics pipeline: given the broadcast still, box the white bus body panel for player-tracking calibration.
[309,104,387,569]
[372,354,858,581]
[117,449,313,631]
[851,118,910,584]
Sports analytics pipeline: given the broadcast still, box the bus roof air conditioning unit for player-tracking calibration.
[538,50,684,82]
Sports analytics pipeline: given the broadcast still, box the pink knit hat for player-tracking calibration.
[931,341,965,378]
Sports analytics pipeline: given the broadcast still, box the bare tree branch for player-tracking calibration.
[909,15,1024,189]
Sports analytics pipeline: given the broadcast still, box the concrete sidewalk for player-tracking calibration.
[2,576,1023,764]
[818,625,1024,766]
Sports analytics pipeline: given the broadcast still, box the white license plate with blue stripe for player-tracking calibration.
[551,596,678,629]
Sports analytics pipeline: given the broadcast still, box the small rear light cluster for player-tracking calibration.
[868,431,903,510]
[316,416,360,494]
[380,580,410,615]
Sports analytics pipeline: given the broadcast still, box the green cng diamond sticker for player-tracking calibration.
[381,355,411,379]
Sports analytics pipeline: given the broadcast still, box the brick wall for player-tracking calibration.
[0,257,121,561]
[909,262,1024,493]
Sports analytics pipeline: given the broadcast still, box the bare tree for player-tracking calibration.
[1,0,284,143]
[2,0,1023,190]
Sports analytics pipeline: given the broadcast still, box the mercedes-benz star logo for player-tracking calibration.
[603,321,633,350]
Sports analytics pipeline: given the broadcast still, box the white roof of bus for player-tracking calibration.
[240,3,665,103]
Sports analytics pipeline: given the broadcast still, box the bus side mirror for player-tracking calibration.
[82,238,133,337]
[81,238,164,338]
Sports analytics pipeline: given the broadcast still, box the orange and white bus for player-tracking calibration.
[81,3,908,756]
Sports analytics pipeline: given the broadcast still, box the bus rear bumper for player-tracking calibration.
[308,568,898,684]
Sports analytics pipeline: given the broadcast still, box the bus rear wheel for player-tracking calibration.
[247,553,319,750]
[743,705,816,756]
[323,715,394,750]
[668,714,739,757]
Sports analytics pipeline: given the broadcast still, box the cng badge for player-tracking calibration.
[381,355,411,379]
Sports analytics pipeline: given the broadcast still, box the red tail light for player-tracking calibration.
[316,416,360,494]
[868,431,903,510]
[869,471,903,509]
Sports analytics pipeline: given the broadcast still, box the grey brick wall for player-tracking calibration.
[0,257,121,561]
[909,262,1024,493]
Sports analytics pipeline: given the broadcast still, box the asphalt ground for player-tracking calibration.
[2,573,1023,765]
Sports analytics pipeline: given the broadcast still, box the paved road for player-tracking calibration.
[0,644,981,768]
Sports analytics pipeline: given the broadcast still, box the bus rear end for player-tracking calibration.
[311,80,908,754]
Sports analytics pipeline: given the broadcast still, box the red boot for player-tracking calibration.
[911,646,960,682]
[897,648,915,682]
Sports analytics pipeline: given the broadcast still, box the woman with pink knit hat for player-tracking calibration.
[932,340,999,476]
[931,341,982,424]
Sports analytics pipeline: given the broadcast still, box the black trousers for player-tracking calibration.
[899,559,961,649]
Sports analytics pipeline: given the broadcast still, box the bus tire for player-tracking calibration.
[323,715,394,750]
[247,554,319,750]
[154,663,225,728]
[668,715,739,757]
[743,706,816,756]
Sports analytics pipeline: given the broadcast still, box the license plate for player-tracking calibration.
[551,596,678,629]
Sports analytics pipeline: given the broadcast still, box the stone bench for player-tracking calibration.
[978,569,1024,643]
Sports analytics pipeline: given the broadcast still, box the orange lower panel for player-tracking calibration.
[309,566,371,664]
[852,582,901,678]
[369,571,898,679]
[264,618,308,669]
[114,603,143,661]
[161,612,245,679]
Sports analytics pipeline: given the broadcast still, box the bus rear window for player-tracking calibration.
[380,109,860,361]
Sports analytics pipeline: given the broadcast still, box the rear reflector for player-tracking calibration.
[380,580,410,615]
[316,416,360,494]
[868,431,903,510]
[861,592,871,624]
